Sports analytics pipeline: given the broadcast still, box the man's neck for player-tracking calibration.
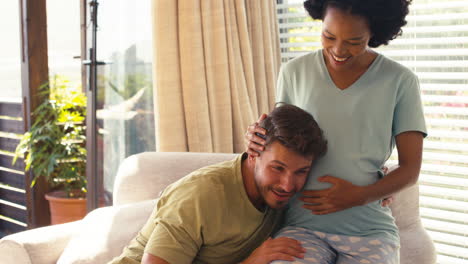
[241,155,265,211]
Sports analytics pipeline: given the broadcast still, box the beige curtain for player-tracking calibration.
[151,0,281,153]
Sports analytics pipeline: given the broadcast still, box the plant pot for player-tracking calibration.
[45,191,87,225]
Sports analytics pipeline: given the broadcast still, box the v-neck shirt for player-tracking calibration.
[276,49,427,243]
[320,49,380,91]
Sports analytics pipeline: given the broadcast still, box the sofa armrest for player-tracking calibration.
[399,220,437,264]
[57,199,157,264]
[0,220,82,264]
[384,163,436,264]
[390,184,437,264]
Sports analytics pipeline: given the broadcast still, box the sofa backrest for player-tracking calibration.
[113,152,237,205]
[113,152,419,222]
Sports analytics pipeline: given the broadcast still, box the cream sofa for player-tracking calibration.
[0,152,436,264]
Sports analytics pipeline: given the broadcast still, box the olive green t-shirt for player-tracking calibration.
[109,154,283,264]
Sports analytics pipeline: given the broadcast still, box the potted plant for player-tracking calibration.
[14,76,87,225]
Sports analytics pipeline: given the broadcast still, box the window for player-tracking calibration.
[0,0,25,237]
[88,0,156,206]
[277,1,468,263]
[0,1,22,101]
[47,0,82,83]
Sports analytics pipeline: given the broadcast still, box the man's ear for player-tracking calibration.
[248,154,257,162]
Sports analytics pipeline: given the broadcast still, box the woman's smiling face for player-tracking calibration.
[321,6,372,71]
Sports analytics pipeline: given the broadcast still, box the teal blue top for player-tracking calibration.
[277,49,427,243]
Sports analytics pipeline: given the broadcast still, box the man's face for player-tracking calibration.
[254,141,313,209]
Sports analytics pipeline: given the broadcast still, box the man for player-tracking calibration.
[109,104,327,264]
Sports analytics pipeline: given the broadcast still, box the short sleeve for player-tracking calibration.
[392,73,428,138]
[144,187,205,264]
[276,64,293,105]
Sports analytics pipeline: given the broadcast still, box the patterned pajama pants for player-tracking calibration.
[271,226,400,264]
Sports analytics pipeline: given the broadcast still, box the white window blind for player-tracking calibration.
[276,1,468,263]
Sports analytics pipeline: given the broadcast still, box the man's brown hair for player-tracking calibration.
[260,103,327,159]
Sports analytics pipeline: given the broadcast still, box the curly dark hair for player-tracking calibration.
[260,104,327,159]
[303,0,411,47]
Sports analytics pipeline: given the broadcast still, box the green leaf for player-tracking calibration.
[14,75,88,197]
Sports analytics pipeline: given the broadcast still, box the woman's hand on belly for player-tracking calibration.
[299,175,367,215]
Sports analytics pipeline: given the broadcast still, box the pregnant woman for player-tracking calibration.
[245,0,427,263]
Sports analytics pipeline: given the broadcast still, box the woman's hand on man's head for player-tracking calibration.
[245,114,268,157]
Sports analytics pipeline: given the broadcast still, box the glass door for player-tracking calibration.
[84,0,155,209]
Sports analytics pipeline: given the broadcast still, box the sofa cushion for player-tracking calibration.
[0,220,80,264]
[57,199,156,264]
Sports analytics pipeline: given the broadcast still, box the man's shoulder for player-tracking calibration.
[159,156,241,204]
[187,157,239,187]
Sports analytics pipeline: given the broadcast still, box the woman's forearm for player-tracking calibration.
[362,131,424,204]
